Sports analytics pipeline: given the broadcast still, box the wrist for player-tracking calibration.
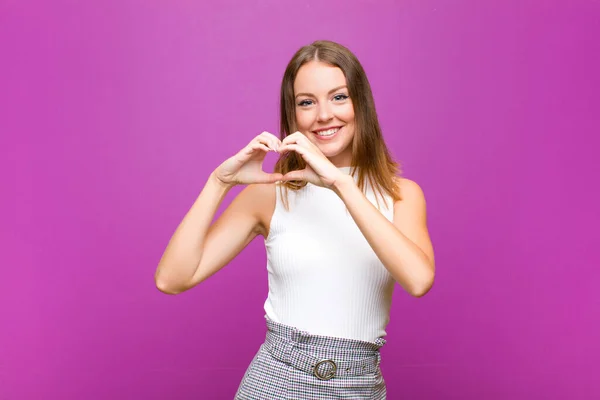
[331,174,356,197]
[209,171,235,192]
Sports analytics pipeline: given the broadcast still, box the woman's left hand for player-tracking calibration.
[277,131,348,188]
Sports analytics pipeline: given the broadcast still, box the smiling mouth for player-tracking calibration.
[313,126,342,137]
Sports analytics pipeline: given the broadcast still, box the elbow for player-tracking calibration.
[410,284,432,298]
[154,272,186,295]
[155,280,181,295]
[408,269,435,298]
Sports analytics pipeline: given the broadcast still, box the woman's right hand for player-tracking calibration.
[213,131,284,187]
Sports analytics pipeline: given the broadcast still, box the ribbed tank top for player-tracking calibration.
[263,167,396,343]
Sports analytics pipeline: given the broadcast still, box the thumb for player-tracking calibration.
[256,172,284,183]
[281,169,308,182]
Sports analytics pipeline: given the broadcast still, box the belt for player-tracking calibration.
[263,336,381,381]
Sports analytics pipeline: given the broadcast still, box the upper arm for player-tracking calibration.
[393,178,435,268]
[187,183,275,288]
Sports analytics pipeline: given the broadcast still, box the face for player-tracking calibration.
[293,61,355,167]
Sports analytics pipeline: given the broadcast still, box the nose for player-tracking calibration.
[317,102,333,122]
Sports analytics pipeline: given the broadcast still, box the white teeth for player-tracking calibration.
[316,128,340,136]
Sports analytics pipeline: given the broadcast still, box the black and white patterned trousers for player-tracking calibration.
[235,318,387,399]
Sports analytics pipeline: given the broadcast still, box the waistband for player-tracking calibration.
[262,318,385,381]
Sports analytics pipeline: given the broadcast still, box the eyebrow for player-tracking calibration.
[295,85,348,99]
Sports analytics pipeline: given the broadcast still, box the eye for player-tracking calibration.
[297,99,313,107]
[333,94,349,101]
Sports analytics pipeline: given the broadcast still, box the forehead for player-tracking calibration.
[294,61,347,94]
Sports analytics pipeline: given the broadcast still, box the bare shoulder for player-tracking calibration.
[394,177,426,204]
[237,182,277,237]
[392,177,435,270]
[393,177,428,220]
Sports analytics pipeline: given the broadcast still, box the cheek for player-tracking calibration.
[338,105,355,124]
[295,110,314,130]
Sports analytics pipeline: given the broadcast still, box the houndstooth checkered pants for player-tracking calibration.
[235,318,387,399]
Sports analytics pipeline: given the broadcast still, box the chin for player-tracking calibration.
[321,145,352,161]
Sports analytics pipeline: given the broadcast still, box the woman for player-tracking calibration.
[155,40,435,399]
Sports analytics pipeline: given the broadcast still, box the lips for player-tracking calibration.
[312,126,343,139]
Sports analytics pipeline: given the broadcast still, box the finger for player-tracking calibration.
[259,131,282,150]
[283,133,313,150]
[281,131,304,145]
[254,136,277,151]
[243,142,270,155]
[278,143,307,156]
[281,169,308,181]
[257,132,273,146]
[255,172,284,184]
[260,131,280,142]
[253,143,271,153]
[238,144,269,163]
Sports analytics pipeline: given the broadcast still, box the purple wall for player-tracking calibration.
[2,0,599,399]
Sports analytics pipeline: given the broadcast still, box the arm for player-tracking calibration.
[275,132,434,296]
[154,174,272,295]
[332,176,435,297]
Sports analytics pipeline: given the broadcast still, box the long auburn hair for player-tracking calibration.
[275,40,402,208]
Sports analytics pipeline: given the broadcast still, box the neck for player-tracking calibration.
[325,144,353,168]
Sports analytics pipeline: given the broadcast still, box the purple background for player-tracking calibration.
[2,0,599,399]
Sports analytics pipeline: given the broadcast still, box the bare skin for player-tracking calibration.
[155,61,435,297]
[154,132,283,294]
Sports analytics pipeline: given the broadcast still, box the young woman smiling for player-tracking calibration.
[155,40,435,399]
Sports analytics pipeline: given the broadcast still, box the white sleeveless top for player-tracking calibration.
[263,167,396,342]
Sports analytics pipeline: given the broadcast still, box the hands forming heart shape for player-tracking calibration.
[214,131,347,189]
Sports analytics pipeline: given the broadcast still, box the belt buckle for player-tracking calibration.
[313,359,337,380]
